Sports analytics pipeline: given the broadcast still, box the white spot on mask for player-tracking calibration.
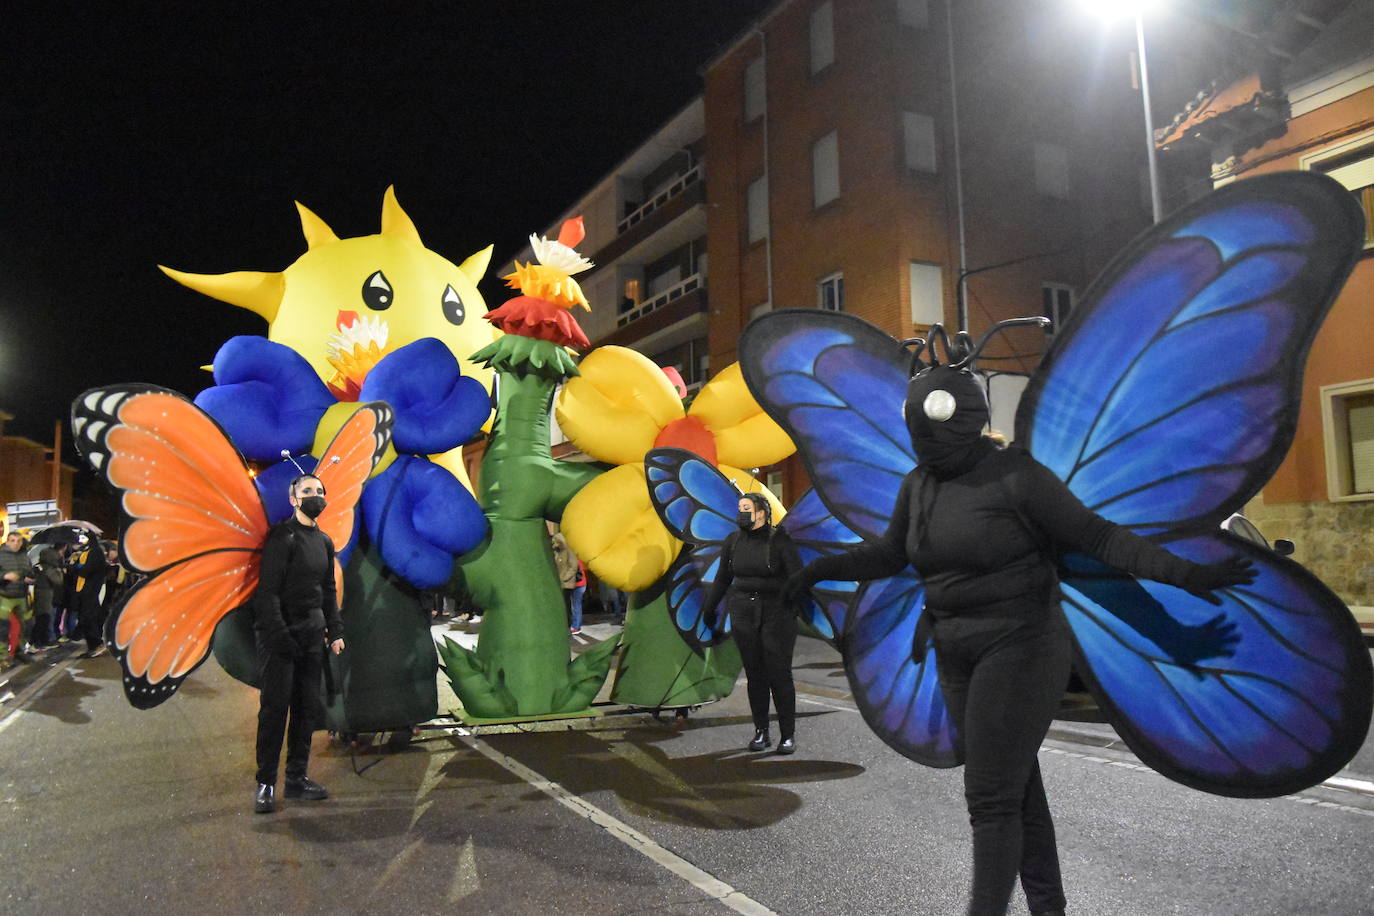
[923,390,957,422]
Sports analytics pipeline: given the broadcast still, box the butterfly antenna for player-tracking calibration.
[279,450,308,474]
[926,324,953,367]
[899,337,928,377]
[949,316,1052,370]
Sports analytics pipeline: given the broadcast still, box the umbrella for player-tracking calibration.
[51,519,103,535]
[30,526,83,547]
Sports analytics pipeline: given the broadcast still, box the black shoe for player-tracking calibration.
[283,776,329,800]
[747,729,772,752]
[254,784,275,814]
[777,736,796,755]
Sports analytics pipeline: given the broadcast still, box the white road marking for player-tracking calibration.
[1042,746,1374,818]
[453,731,776,916]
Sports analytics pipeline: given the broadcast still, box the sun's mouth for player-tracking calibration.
[325,312,390,400]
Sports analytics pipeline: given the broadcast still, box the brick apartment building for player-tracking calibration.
[1156,0,1374,614]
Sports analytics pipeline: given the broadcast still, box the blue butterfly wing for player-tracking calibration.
[842,572,958,767]
[1020,172,1371,796]
[782,488,864,639]
[645,448,740,545]
[667,544,732,649]
[1018,172,1365,533]
[645,448,742,649]
[1062,532,1371,797]
[739,310,915,541]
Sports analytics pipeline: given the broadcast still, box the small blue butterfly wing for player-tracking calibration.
[645,448,740,648]
[1019,171,1372,796]
[666,543,732,648]
[844,574,959,767]
[738,311,916,541]
[647,447,859,646]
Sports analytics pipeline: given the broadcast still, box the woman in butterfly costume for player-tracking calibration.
[700,491,804,755]
[789,348,1255,915]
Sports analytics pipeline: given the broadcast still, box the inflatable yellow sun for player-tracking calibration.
[160,186,500,400]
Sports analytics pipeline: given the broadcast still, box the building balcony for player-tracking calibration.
[591,169,706,269]
[596,278,708,349]
[618,273,703,328]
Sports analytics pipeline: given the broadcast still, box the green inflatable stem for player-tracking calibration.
[610,586,742,708]
[454,335,612,717]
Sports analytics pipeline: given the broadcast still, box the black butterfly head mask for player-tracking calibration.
[901,317,1049,476]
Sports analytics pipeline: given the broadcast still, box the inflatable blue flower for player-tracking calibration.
[195,335,490,586]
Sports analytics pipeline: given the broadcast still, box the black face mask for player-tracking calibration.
[737,511,754,529]
[299,496,327,519]
[904,366,993,480]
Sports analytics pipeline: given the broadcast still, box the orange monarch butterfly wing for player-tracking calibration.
[72,385,270,708]
[306,402,395,606]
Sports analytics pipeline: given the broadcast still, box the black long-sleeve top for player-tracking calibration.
[254,518,342,642]
[804,446,1198,618]
[702,524,803,615]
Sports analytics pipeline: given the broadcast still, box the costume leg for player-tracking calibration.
[960,627,1072,916]
[255,644,296,785]
[1019,760,1066,914]
[731,604,772,731]
[761,607,799,739]
[284,644,324,781]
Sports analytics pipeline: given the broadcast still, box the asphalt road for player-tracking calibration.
[1,623,1371,915]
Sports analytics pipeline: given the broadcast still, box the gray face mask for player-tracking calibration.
[299,496,327,519]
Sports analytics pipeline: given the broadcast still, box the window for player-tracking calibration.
[812,131,840,208]
[747,176,769,243]
[909,261,944,325]
[1033,141,1071,199]
[903,111,937,173]
[744,56,766,122]
[1307,134,1374,248]
[1322,380,1374,501]
[897,0,929,28]
[766,469,785,501]
[818,272,844,311]
[1041,283,1074,333]
[810,1,834,75]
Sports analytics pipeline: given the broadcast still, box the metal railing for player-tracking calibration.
[617,165,703,235]
[617,273,703,328]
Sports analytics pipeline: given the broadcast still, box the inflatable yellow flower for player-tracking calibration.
[557,347,793,591]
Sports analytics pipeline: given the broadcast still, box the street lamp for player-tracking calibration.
[1080,0,1165,222]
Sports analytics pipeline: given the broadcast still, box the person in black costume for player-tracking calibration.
[253,474,346,814]
[701,492,803,755]
[788,363,1253,916]
[71,534,109,657]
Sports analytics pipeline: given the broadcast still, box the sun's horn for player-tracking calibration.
[158,266,285,323]
[295,202,339,250]
[380,185,422,244]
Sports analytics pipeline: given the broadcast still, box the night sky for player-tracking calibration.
[0,1,775,453]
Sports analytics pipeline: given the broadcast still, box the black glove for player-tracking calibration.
[1183,556,1256,605]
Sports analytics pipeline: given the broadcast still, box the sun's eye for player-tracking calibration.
[362,270,393,310]
[442,284,465,325]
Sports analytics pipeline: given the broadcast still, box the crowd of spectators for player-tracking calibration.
[0,529,135,672]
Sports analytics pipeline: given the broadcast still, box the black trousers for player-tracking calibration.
[728,593,798,738]
[255,637,324,786]
[933,612,1072,916]
[79,593,106,650]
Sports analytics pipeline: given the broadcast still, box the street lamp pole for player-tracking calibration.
[1135,10,1165,222]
